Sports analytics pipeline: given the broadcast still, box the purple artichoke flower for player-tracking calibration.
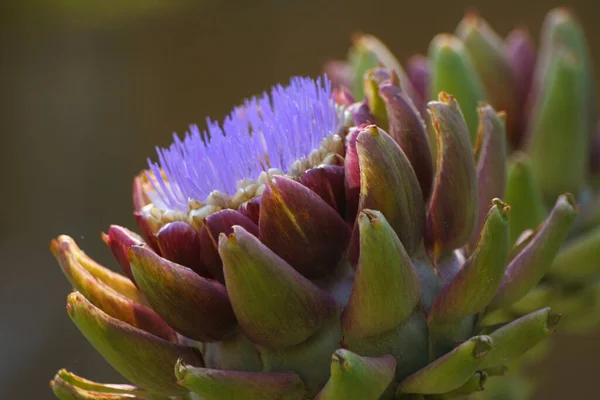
[50,72,574,400]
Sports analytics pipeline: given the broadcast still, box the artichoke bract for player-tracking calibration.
[51,68,576,398]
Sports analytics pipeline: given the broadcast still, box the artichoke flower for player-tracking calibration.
[50,72,577,400]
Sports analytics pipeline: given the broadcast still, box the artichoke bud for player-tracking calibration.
[48,67,585,400]
[491,193,578,309]
[175,360,306,400]
[342,210,421,339]
[457,12,519,144]
[156,221,209,278]
[426,93,478,262]
[65,292,202,396]
[470,105,507,248]
[398,335,493,395]
[348,125,425,259]
[428,34,487,143]
[199,209,259,283]
[129,246,237,342]
[218,226,339,348]
[504,152,548,245]
[52,238,176,342]
[316,349,397,400]
[102,225,145,283]
[259,175,351,278]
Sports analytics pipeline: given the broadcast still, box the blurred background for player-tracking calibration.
[1,0,598,398]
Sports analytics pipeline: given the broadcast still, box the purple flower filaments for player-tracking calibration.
[147,75,339,211]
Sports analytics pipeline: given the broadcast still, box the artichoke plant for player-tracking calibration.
[49,11,589,398]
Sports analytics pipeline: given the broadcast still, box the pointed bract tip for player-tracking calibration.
[560,192,578,210]
[217,231,232,248]
[547,312,562,329]
[431,33,463,52]
[174,358,187,382]
[473,335,494,358]
[331,349,350,369]
[491,198,510,220]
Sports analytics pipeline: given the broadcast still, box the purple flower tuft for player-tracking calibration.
[147,75,339,211]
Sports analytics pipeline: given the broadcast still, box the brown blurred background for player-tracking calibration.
[1,0,598,398]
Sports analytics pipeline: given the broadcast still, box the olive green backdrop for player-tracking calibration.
[1,0,598,398]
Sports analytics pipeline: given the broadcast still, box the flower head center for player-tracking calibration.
[146,75,342,212]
